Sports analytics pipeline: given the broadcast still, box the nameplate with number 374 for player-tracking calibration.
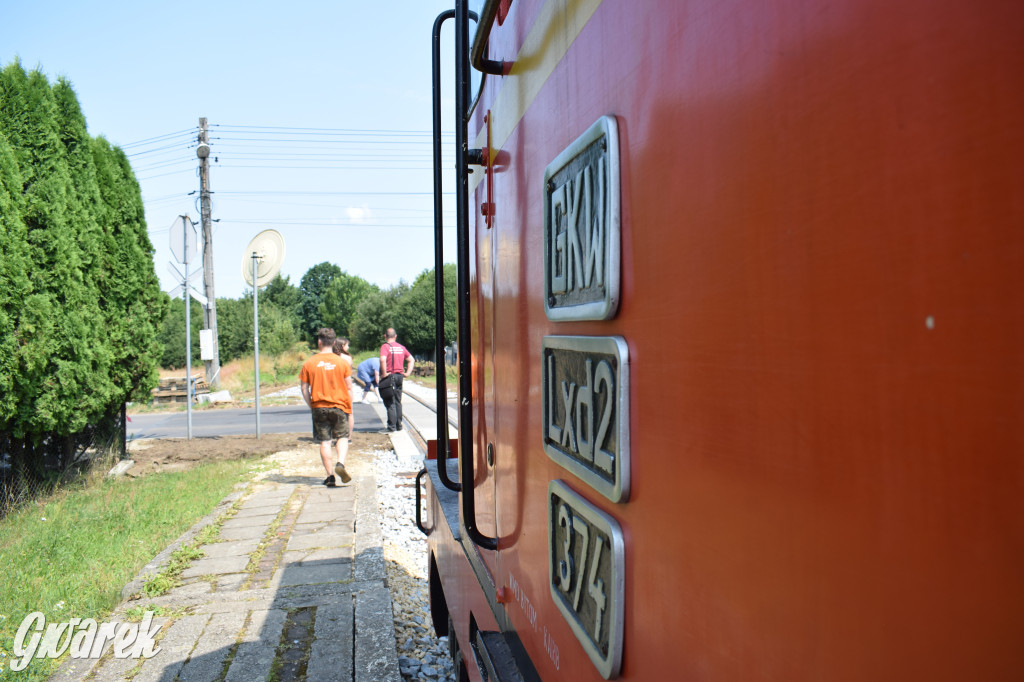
[548,480,624,679]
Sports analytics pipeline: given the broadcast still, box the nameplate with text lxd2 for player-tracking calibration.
[542,335,629,503]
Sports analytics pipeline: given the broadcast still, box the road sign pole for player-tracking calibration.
[253,252,261,438]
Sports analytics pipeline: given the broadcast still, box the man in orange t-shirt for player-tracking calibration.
[300,327,353,486]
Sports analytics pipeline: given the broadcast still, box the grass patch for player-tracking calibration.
[415,364,458,389]
[0,457,259,680]
[137,497,241,598]
[225,346,307,397]
[123,604,190,622]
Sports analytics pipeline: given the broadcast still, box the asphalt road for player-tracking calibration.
[127,403,386,440]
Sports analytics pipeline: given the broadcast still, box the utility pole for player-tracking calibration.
[197,117,220,387]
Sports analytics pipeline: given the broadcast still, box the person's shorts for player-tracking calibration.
[311,407,350,443]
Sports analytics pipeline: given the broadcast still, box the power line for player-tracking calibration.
[218,218,455,229]
[214,190,450,196]
[120,128,196,149]
[211,124,447,136]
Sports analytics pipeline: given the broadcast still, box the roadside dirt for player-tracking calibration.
[124,431,392,477]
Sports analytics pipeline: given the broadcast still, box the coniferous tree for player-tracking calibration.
[0,133,30,426]
[0,62,82,439]
[0,60,166,477]
[91,137,166,400]
[51,76,116,425]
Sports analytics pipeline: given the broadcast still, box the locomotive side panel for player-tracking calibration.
[448,0,1024,679]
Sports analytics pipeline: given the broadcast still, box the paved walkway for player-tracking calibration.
[52,406,402,682]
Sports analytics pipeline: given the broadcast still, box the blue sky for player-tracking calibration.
[1,0,457,299]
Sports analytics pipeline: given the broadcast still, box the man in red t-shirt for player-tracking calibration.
[300,328,353,486]
[379,327,414,432]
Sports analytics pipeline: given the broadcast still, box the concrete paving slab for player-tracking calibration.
[286,528,354,551]
[234,502,283,515]
[237,498,291,514]
[176,610,247,682]
[218,516,277,533]
[243,490,293,505]
[82,617,172,682]
[355,586,402,681]
[280,546,354,567]
[353,472,386,582]
[295,518,354,534]
[181,555,250,578]
[222,510,278,525]
[169,580,212,597]
[200,538,260,558]
[307,601,354,681]
[296,507,353,523]
[225,609,287,682]
[273,561,353,587]
[217,524,267,541]
[292,520,330,532]
[132,614,210,682]
[300,500,356,513]
[305,488,356,504]
[215,573,248,591]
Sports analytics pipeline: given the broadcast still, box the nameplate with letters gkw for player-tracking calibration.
[542,336,630,503]
[543,115,621,321]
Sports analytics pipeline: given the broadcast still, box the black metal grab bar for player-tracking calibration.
[415,468,430,536]
[432,8,461,493]
[456,0,498,552]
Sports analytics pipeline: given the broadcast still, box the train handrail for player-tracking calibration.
[432,8,461,493]
[470,0,511,76]
[415,468,430,535]
[456,0,498,552]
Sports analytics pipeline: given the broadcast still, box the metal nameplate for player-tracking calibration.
[548,480,624,680]
[543,115,621,321]
[542,336,630,503]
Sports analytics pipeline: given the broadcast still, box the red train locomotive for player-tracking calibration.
[418,1,1024,679]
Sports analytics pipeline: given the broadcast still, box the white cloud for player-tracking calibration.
[345,204,372,224]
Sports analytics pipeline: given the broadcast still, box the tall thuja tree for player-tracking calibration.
[0,133,31,426]
[0,61,81,443]
[51,77,117,421]
[0,62,165,478]
[91,136,165,400]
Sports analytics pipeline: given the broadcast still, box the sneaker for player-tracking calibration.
[324,475,336,487]
[334,462,352,484]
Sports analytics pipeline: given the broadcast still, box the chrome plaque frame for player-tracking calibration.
[543,115,621,321]
[548,480,625,679]
[542,336,630,503]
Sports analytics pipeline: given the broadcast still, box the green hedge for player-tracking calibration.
[0,60,165,477]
